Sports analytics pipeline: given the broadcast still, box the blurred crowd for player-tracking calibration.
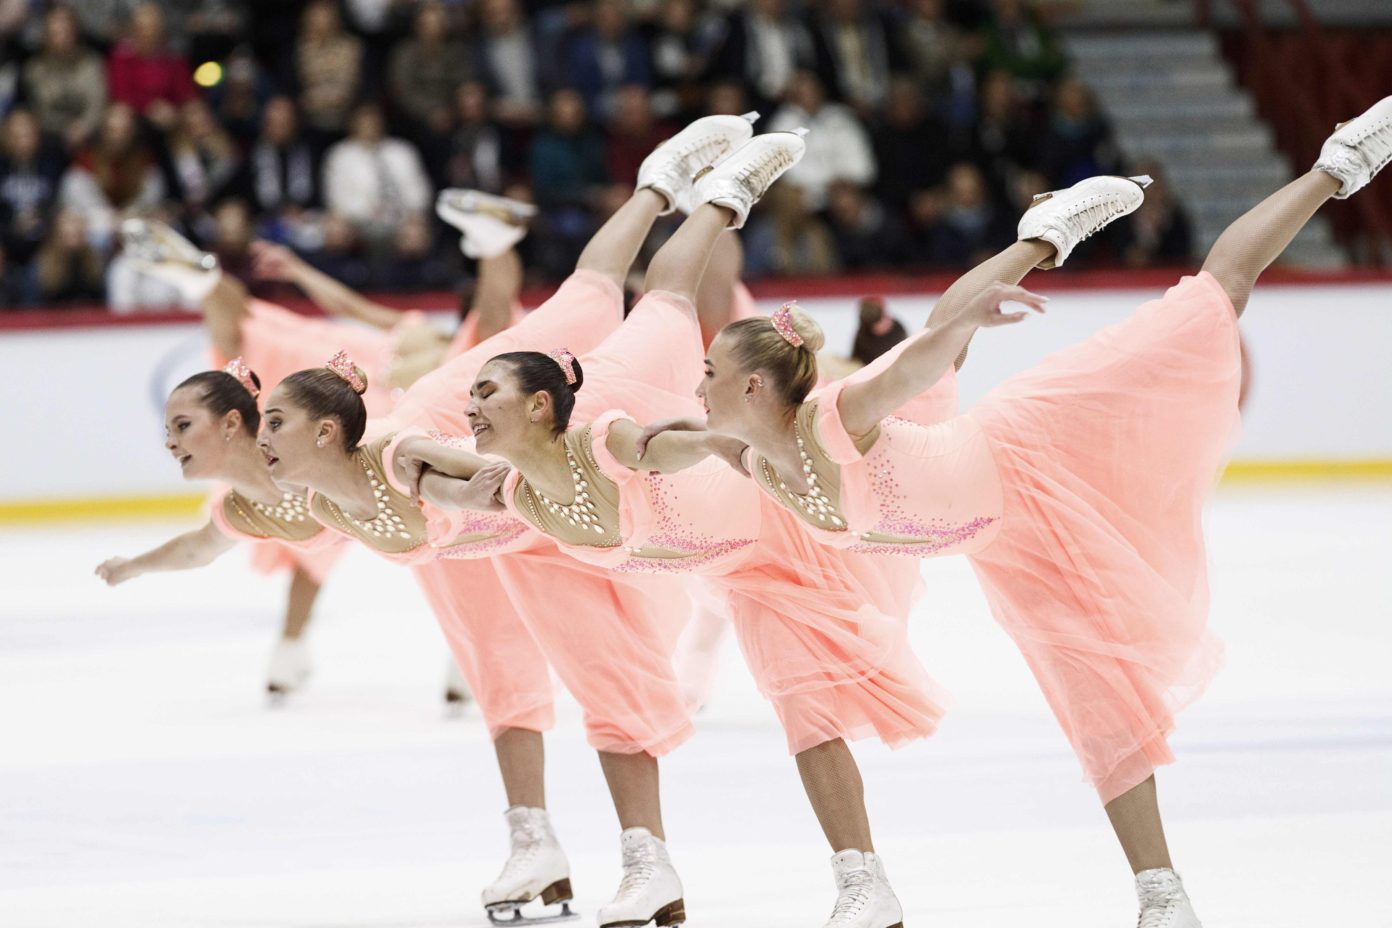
[0,0,1195,309]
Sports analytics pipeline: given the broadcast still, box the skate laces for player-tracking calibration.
[828,867,875,922]
[614,839,660,900]
[1052,191,1133,247]
[496,820,547,882]
[1135,870,1184,928]
[733,146,797,197]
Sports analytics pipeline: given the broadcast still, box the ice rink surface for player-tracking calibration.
[2,484,1389,927]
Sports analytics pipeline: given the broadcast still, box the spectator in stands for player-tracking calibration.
[645,0,706,118]
[445,81,506,193]
[706,0,813,114]
[605,84,669,188]
[22,7,107,151]
[295,0,364,144]
[1,108,67,267]
[475,0,546,130]
[209,45,270,146]
[72,0,143,49]
[924,161,1014,267]
[1117,161,1193,268]
[233,96,319,229]
[565,0,652,124]
[106,3,195,132]
[824,180,906,270]
[307,211,371,291]
[750,183,839,277]
[58,103,164,251]
[388,1,472,145]
[35,208,105,304]
[978,0,1067,97]
[767,69,876,211]
[873,76,951,209]
[169,98,239,215]
[322,101,433,243]
[1038,76,1119,187]
[899,0,976,102]
[850,295,908,366]
[528,88,607,212]
[381,213,451,292]
[963,69,1035,201]
[809,0,903,114]
[209,197,254,280]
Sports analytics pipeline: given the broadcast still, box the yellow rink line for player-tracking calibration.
[2,460,1390,526]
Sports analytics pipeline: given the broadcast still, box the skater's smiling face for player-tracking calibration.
[468,353,582,456]
[163,371,261,480]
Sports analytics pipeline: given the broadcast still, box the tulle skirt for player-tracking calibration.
[966,272,1241,801]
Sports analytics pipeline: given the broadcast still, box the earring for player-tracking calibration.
[316,438,325,448]
[744,395,751,404]
[225,434,231,442]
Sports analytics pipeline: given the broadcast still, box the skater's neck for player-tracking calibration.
[509,433,580,504]
[307,448,379,520]
[224,439,288,505]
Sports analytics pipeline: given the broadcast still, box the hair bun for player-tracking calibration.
[787,305,826,353]
[351,366,369,396]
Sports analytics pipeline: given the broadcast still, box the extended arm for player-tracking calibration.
[607,418,749,475]
[836,283,1047,437]
[250,241,404,331]
[95,520,237,586]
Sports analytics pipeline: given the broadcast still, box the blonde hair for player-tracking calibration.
[724,305,825,407]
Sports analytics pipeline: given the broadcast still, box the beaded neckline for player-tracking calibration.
[762,420,847,529]
[332,455,413,540]
[517,431,621,546]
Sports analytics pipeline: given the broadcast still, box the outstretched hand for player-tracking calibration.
[249,241,303,282]
[961,283,1049,328]
[95,557,132,586]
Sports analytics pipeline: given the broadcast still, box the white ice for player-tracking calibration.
[2,484,1389,927]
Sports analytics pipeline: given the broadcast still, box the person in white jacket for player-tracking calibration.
[322,101,433,241]
[766,69,876,211]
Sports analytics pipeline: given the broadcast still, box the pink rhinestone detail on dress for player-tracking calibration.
[848,432,997,556]
[612,472,756,574]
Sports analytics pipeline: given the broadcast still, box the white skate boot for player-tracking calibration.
[636,111,759,216]
[483,806,577,925]
[820,850,903,928]
[443,658,473,715]
[265,637,310,701]
[1314,94,1392,198]
[1135,868,1202,928]
[691,130,808,230]
[119,218,222,305]
[435,189,537,259]
[1017,174,1152,268]
[596,828,685,928]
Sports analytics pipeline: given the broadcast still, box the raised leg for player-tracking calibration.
[598,750,666,840]
[795,738,875,853]
[200,273,249,361]
[471,248,524,344]
[1201,170,1340,317]
[644,205,736,305]
[575,189,668,290]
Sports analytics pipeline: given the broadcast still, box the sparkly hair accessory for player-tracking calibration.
[223,356,259,398]
[325,350,366,395]
[548,348,577,386]
[771,302,804,348]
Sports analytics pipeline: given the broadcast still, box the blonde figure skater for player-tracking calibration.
[667,98,1392,926]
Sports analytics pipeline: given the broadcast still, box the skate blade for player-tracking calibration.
[486,900,579,925]
[1127,173,1155,188]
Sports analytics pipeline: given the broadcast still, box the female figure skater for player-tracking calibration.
[398,128,975,928]
[109,195,530,699]
[674,98,1392,927]
[257,113,764,928]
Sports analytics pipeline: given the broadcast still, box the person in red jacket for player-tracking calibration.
[106,3,195,132]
